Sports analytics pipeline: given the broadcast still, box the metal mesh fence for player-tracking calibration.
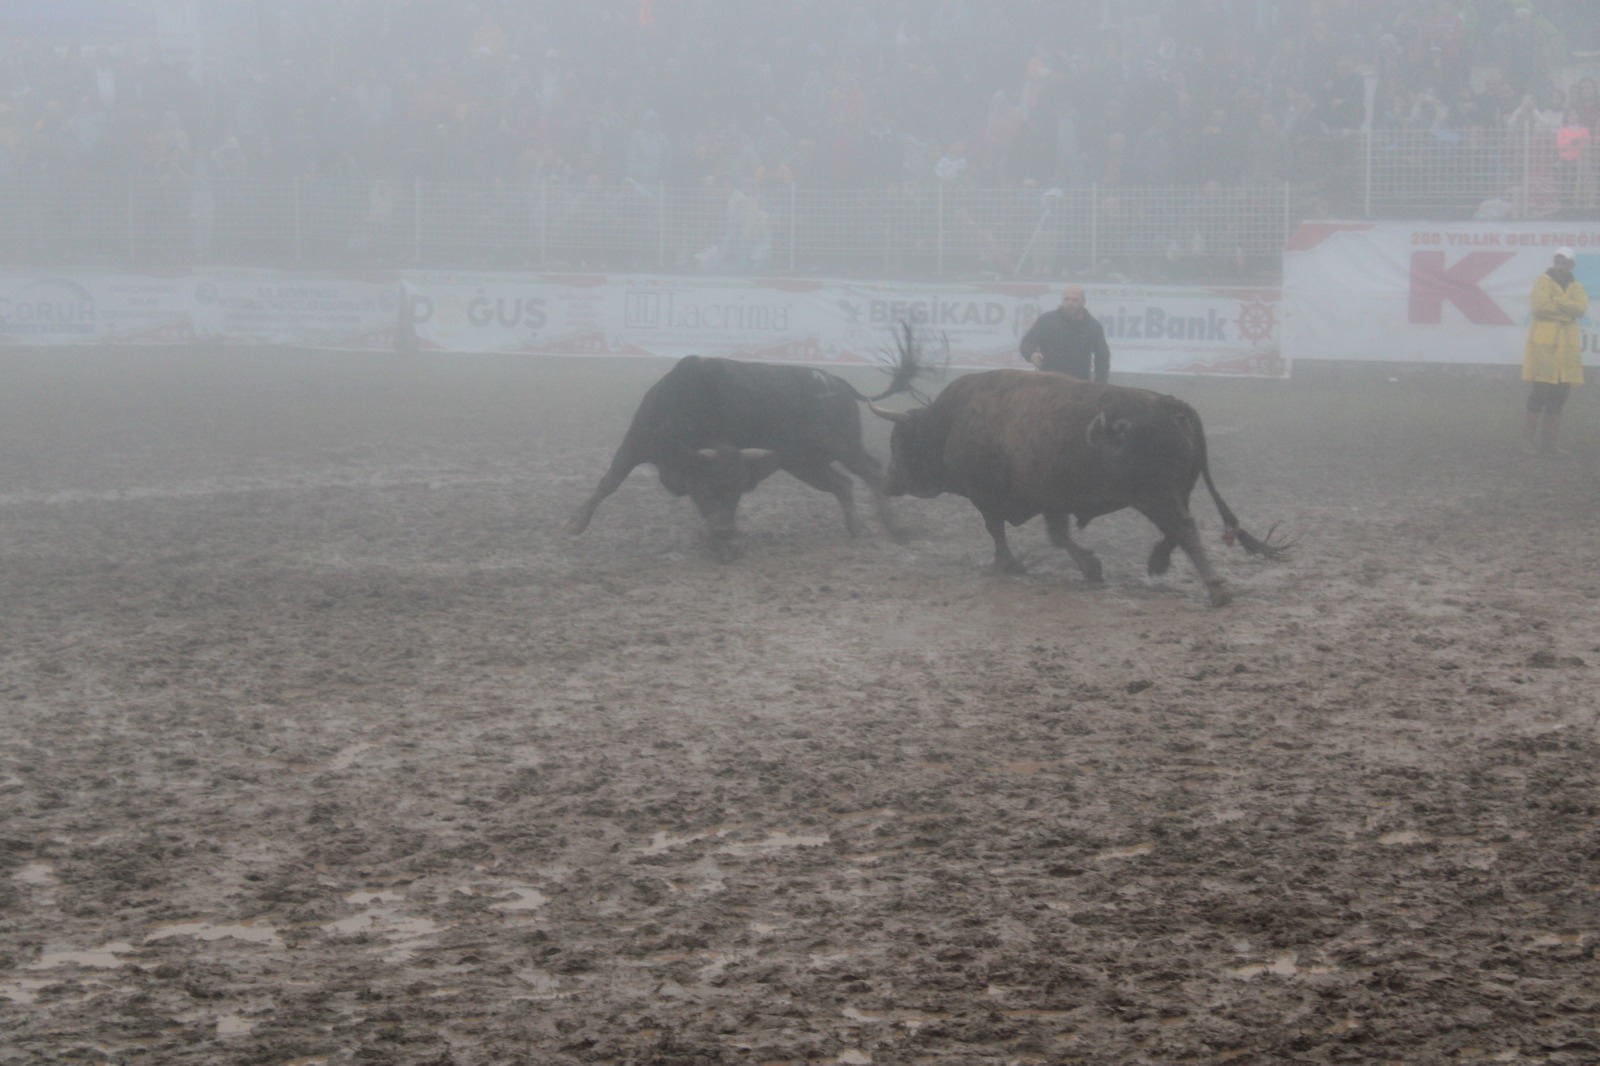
[1308,126,1600,219]
[3,129,1596,279]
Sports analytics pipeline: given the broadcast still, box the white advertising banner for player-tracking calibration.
[191,269,399,349]
[1,269,1284,377]
[0,270,398,349]
[1283,221,1600,365]
[403,273,1286,377]
[0,273,194,345]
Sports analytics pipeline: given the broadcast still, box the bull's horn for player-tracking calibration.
[868,401,911,424]
[739,448,775,462]
[695,448,719,461]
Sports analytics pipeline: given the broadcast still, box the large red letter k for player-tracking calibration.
[1408,251,1515,325]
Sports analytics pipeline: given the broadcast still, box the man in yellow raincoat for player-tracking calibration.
[1522,247,1589,455]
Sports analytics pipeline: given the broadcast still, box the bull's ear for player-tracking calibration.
[740,448,782,486]
[695,448,719,463]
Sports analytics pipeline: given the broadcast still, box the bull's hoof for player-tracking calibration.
[563,516,589,536]
[1079,556,1104,583]
[882,523,913,545]
[994,558,1027,575]
[1206,582,1233,608]
[706,538,741,563]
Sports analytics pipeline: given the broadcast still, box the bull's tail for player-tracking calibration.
[849,320,942,404]
[1186,403,1293,561]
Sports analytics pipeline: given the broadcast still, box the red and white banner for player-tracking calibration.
[2,269,1285,376]
[402,273,1286,376]
[1283,221,1600,364]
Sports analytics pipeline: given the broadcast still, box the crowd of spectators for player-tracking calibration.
[0,1,1596,275]
[0,0,1595,194]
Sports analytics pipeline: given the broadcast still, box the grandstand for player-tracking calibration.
[0,1,1596,280]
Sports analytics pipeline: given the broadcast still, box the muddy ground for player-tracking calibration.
[0,346,1597,1066]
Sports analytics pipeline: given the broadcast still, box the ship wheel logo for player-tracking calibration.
[1235,299,1278,344]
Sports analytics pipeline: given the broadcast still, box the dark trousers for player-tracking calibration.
[1527,381,1571,414]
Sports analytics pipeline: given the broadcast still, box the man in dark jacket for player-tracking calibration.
[1019,285,1110,382]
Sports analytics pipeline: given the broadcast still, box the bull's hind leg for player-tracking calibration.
[1138,501,1230,607]
[1044,510,1103,582]
[785,457,865,536]
[1147,535,1178,576]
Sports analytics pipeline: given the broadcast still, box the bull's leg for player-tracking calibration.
[1138,501,1230,607]
[1044,510,1103,582]
[1147,536,1178,576]
[836,448,908,541]
[564,447,641,535]
[786,458,865,536]
[982,511,1026,574]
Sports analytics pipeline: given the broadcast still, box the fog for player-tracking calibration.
[1,1,1596,278]
[6,6,1600,1065]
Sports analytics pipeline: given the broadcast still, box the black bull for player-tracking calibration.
[869,370,1288,606]
[565,353,921,553]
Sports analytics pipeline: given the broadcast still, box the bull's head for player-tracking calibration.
[681,446,783,552]
[869,402,944,498]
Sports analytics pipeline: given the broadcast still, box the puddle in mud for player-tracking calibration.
[327,743,372,771]
[641,826,826,855]
[517,969,571,1000]
[13,863,57,885]
[321,891,440,960]
[146,920,284,948]
[642,827,737,854]
[345,889,405,906]
[0,979,56,1006]
[324,909,439,940]
[490,886,548,912]
[1227,954,1337,979]
[720,832,827,855]
[27,942,135,970]
[217,1015,253,1036]
[843,1006,946,1032]
[1378,830,1429,846]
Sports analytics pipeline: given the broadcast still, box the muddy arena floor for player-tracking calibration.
[1,346,1598,1066]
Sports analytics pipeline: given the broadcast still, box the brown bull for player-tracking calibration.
[870,370,1288,606]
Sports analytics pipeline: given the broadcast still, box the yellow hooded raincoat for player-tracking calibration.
[1523,271,1589,384]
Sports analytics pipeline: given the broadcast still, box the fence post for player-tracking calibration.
[1283,181,1292,254]
[788,182,796,273]
[657,181,666,271]
[127,178,136,262]
[1089,183,1098,274]
[293,177,303,261]
[413,180,423,263]
[1520,122,1532,219]
[539,176,547,270]
[936,182,945,277]
[1363,129,1372,218]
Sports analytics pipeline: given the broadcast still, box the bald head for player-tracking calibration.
[1060,286,1086,315]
